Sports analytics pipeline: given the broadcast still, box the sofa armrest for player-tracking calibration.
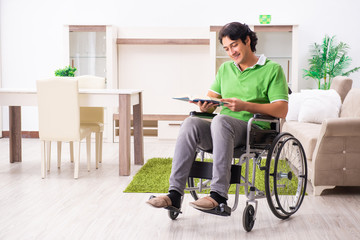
[320,117,360,137]
[312,117,360,187]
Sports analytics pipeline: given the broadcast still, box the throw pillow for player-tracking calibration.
[298,89,341,124]
[286,92,303,121]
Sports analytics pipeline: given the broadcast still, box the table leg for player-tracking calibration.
[9,106,22,163]
[118,94,131,176]
[132,92,144,165]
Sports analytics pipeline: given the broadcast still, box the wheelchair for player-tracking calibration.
[167,111,308,232]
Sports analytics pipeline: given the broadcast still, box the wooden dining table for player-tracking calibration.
[0,88,144,176]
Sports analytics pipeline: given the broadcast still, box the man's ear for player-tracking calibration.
[245,36,251,45]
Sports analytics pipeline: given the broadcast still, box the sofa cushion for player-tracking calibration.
[282,121,322,160]
[340,88,360,118]
[330,76,353,103]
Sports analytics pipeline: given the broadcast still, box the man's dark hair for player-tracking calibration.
[218,22,258,52]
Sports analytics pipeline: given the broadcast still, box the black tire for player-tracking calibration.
[168,210,180,220]
[265,132,307,219]
[242,204,255,232]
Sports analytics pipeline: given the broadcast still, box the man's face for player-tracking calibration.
[222,36,251,66]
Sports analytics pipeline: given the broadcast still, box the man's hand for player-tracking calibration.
[190,90,222,113]
[189,100,218,113]
[221,98,245,112]
[221,98,288,118]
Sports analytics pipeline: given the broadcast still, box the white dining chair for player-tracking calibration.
[72,75,105,169]
[37,77,92,179]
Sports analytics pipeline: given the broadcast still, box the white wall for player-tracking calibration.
[1,0,360,130]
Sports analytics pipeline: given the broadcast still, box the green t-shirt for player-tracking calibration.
[210,57,288,129]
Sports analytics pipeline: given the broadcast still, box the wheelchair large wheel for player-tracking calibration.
[265,132,307,219]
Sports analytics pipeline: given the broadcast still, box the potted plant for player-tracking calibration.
[55,65,77,77]
[303,35,360,89]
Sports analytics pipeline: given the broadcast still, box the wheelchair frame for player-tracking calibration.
[168,112,308,232]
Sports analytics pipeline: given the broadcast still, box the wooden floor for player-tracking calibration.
[1,137,360,240]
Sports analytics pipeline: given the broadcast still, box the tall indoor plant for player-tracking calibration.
[303,35,360,89]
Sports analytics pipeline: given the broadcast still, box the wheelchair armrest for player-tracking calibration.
[249,114,280,148]
[253,113,279,121]
[190,111,217,119]
[190,112,277,121]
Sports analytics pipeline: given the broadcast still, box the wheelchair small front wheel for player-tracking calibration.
[168,210,180,220]
[265,132,307,219]
[242,204,255,232]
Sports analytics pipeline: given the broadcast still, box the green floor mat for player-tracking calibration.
[124,157,300,195]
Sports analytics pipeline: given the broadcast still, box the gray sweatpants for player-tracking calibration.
[169,114,251,199]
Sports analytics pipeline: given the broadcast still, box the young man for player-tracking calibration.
[147,22,288,211]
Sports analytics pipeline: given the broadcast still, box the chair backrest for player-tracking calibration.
[77,75,106,89]
[330,76,353,103]
[37,77,81,141]
[340,88,360,118]
[77,75,106,124]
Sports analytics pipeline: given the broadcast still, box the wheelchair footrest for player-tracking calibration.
[198,203,231,217]
[165,206,182,214]
[148,195,182,214]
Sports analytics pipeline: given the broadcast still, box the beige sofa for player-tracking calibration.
[282,76,360,195]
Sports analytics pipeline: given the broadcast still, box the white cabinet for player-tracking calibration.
[64,25,118,89]
[63,25,118,141]
[158,120,183,140]
[210,25,299,91]
[69,31,106,78]
[111,25,299,141]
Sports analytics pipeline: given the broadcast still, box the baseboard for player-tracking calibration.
[2,131,39,138]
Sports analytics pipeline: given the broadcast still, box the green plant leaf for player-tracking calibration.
[54,65,77,77]
[302,35,360,89]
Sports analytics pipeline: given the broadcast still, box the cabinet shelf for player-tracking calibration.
[210,25,293,32]
[70,56,106,58]
[113,114,188,140]
[116,38,210,45]
[69,25,106,32]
